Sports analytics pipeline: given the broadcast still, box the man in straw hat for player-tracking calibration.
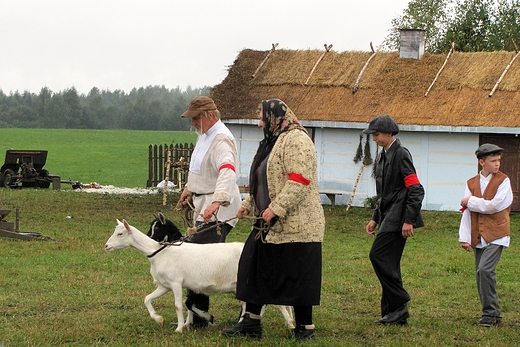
[363,114,424,326]
[458,143,513,327]
[178,96,242,328]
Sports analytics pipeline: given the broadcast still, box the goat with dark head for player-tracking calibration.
[148,212,183,242]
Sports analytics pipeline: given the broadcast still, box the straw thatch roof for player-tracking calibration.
[210,48,520,128]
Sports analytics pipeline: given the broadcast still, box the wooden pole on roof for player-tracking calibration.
[489,47,520,97]
[353,42,377,94]
[425,42,455,97]
[304,44,333,86]
[252,43,278,78]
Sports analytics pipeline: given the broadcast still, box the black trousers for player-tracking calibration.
[185,222,233,314]
[369,231,410,317]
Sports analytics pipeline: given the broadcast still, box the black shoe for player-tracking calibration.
[221,313,262,339]
[377,304,410,325]
[291,325,316,340]
[478,316,502,327]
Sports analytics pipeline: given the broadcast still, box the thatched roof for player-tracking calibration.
[210,48,520,128]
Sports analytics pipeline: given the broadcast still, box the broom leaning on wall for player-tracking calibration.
[346,134,372,211]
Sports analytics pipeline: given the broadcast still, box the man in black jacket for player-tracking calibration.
[363,115,424,325]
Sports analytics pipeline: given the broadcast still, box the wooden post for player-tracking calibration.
[15,208,20,232]
[163,148,171,206]
[346,166,364,211]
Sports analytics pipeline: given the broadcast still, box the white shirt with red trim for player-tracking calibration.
[187,120,241,226]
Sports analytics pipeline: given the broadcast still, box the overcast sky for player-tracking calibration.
[1,0,410,95]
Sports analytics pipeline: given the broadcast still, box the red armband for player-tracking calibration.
[404,173,420,188]
[219,164,236,172]
[288,172,311,186]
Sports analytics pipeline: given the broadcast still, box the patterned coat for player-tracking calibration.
[242,128,325,244]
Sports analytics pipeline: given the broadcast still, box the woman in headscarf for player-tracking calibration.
[221,99,325,340]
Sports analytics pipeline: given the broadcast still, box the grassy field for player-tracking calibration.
[1,188,520,347]
[0,128,196,188]
[1,128,520,346]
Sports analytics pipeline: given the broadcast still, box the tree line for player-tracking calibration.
[0,85,210,130]
[384,0,520,53]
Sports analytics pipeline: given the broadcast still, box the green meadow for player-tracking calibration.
[0,128,519,346]
[0,128,197,188]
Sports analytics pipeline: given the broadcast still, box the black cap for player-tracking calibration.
[475,143,504,159]
[363,115,399,135]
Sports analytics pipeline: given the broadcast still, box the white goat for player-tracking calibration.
[105,219,294,333]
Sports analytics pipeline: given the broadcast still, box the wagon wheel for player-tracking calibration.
[2,169,15,188]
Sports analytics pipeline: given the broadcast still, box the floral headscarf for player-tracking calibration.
[249,99,305,197]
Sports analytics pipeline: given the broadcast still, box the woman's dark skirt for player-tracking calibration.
[236,226,322,306]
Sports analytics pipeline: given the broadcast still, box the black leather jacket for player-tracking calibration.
[372,138,424,232]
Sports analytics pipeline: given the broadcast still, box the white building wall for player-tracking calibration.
[227,122,481,211]
[314,127,370,207]
[229,123,263,187]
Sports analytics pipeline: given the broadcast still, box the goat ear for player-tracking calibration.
[158,212,166,224]
[116,219,123,226]
[122,219,131,232]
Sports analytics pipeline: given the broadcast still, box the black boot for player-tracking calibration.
[221,313,262,339]
[291,324,316,340]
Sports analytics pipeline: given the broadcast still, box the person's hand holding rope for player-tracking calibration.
[237,207,277,224]
[261,208,276,224]
[204,202,220,223]
[236,207,249,219]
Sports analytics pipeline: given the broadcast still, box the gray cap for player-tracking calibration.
[475,143,504,158]
[363,114,399,135]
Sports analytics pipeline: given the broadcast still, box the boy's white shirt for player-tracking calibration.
[458,172,513,248]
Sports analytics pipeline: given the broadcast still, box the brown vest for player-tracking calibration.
[467,171,510,248]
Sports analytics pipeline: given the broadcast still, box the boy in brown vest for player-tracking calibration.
[458,143,513,327]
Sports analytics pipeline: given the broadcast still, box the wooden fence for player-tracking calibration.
[147,143,194,188]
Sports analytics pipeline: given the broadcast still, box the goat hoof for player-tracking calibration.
[155,316,164,325]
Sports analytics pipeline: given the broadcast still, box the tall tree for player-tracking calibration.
[43,94,67,129]
[383,0,451,53]
[82,87,105,129]
[385,0,520,53]
[0,85,206,130]
[36,87,53,128]
[62,87,82,128]
[492,0,520,51]
[443,0,496,52]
